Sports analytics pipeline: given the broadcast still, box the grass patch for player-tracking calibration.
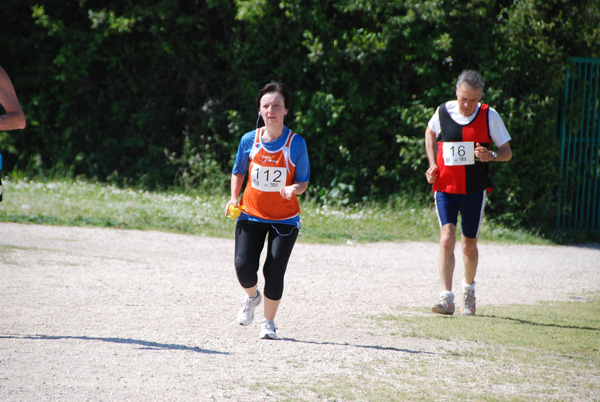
[380,295,600,355]
[266,295,600,401]
[0,177,553,245]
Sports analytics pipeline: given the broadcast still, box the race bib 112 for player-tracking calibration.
[251,164,286,192]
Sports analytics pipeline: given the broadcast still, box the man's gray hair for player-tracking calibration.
[456,70,485,90]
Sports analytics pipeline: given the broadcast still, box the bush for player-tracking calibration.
[1,0,599,230]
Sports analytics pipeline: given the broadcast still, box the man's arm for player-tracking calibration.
[475,142,512,162]
[0,67,26,130]
[425,126,439,183]
[495,142,512,162]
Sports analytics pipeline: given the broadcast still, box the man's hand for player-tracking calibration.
[475,143,495,162]
[426,166,439,184]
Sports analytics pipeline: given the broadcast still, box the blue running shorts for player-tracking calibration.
[434,191,486,239]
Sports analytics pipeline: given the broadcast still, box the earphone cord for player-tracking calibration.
[271,223,299,237]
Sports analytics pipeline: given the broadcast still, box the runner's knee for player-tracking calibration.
[462,240,478,258]
[234,255,257,288]
[439,228,455,251]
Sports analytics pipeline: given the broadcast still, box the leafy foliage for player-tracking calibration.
[1,0,599,230]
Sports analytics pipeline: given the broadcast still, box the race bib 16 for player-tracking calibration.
[442,141,475,166]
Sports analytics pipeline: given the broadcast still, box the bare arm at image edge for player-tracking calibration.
[0,66,26,131]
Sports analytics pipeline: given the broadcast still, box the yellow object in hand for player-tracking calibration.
[228,204,244,219]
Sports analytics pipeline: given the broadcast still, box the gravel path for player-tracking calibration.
[1,222,599,401]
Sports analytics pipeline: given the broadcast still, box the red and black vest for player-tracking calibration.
[433,103,493,194]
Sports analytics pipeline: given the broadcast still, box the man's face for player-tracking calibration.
[456,83,483,117]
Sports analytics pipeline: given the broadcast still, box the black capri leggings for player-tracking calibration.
[234,220,299,301]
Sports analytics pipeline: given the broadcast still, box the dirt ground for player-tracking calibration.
[1,222,599,401]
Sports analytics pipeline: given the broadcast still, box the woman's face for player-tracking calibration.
[259,92,288,126]
[456,83,483,117]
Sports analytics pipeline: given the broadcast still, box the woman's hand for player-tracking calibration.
[280,182,308,200]
[225,199,239,217]
[280,186,296,200]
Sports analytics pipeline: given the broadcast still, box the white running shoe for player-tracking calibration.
[461,289,476,316]
[431,292,455,315]
[237,290,262,326]
[259,319,278,340]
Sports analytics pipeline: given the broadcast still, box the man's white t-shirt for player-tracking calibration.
[428,101,511,147]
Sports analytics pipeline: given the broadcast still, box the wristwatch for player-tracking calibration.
[491,151,497,160]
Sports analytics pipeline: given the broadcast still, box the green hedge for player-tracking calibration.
[1,0,599,230]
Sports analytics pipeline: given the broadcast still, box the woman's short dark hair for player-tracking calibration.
[255,81,290,110]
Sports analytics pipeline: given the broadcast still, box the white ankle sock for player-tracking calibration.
[440,290,454,300]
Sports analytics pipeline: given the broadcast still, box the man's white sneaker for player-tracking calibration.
[237,290,262,326]
[431,292,455,315]
[461,289,476,316]
[259,319,278,340]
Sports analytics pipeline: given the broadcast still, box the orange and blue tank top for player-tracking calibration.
[240,127,301,221]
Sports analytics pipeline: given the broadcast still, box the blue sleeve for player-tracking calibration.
[232,131,256,175]
[291,136,310,183]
